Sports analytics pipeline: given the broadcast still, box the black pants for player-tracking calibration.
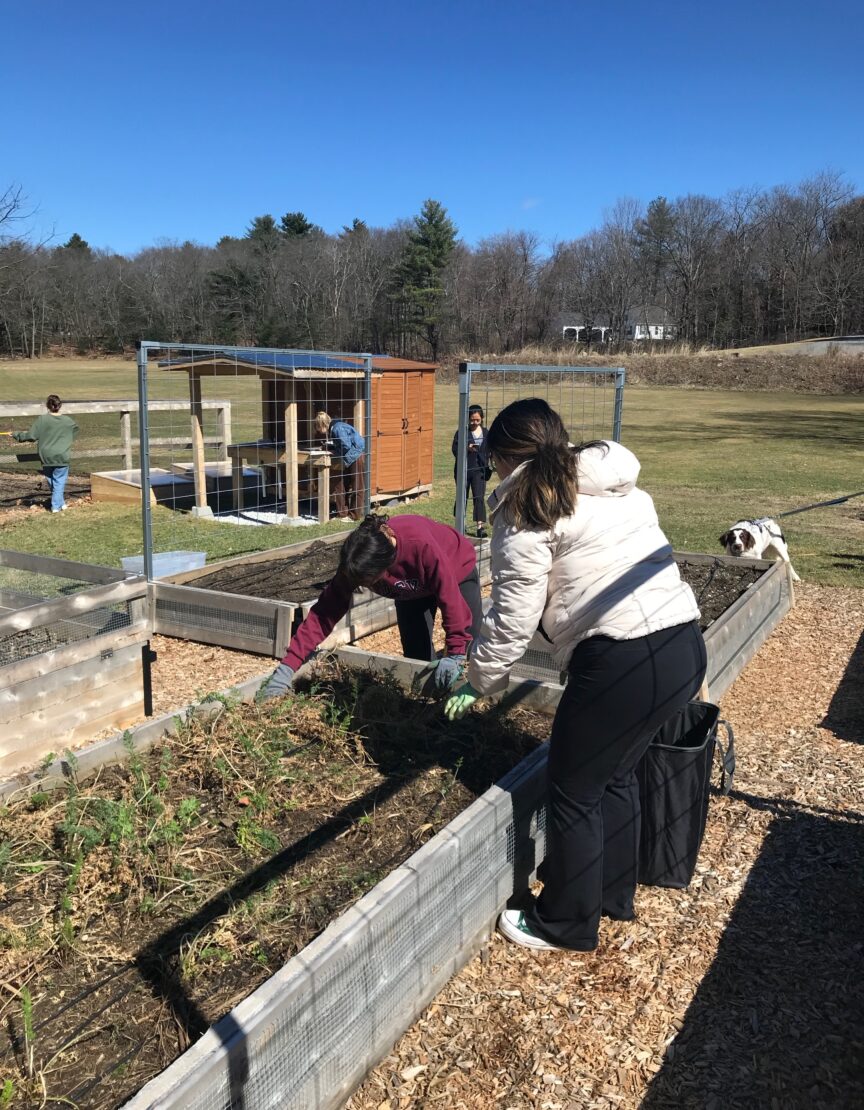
[395,568,483,661]
[525,620,707,950]
[453,470,487,525]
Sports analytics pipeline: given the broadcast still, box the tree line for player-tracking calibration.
[1,172,862,361]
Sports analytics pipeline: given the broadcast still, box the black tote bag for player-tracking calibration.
[636,700,735,889]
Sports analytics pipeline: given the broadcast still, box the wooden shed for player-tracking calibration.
[158,351,435,518]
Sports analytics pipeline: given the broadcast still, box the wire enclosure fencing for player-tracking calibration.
[133,342,375,580]
[453,362,626,535]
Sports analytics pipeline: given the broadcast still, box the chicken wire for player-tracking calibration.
[0,562,138,669]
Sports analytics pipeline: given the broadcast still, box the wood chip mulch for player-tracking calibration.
[343,583,864,1110]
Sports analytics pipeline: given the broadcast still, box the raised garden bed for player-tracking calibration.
[0,663,549,1108]
[0,551,150,776]
[151,533,491,656]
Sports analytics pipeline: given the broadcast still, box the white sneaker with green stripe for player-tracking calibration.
[497,909,564,950]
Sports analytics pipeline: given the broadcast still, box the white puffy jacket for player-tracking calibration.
[467,440,700,696]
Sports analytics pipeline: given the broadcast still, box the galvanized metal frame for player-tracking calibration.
[454,361,626,534]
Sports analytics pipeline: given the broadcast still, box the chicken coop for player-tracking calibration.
[152,347,436,520]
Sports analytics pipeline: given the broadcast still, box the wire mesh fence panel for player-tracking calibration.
[133,343,375,579]
[454,362,626,535]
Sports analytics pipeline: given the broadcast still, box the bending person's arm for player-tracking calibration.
[280,572,354,671]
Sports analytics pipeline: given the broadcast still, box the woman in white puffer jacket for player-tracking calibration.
[446,398,706,952]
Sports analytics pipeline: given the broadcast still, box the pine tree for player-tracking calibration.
[61,232,92,255]
[280,211,320,238]
[393,199,457,358]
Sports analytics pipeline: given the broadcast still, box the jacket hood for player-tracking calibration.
[488,440,639,517]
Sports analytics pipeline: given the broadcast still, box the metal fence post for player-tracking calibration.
[612,368,626,442]
[454,362,472,534]
[135,342,154,582]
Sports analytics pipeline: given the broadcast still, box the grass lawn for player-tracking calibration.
[1,358,862,587]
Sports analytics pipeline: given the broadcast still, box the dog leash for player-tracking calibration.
[775,490,864,519]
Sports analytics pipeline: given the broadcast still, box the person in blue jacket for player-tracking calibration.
[315,411,366,519]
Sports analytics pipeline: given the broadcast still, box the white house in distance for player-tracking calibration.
[560,305,677,343]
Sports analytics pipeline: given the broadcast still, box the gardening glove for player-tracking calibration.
[434,654,466,690]
[255,663,295,703]
[444,683,481,721]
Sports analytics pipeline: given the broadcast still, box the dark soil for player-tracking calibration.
[0,666,548,1108]
[190,539,340,602]
[183,546,766,628]
[0,470,90,510]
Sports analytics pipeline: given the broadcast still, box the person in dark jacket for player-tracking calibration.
[315,411,366,520]
[9,394,79,513]
[256,514,483,700]
[452,404,490,537]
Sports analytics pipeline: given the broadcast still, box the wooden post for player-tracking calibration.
[317,459,330,524]
[120,410,133,470]
[217,403,231,462]
[284,380,299,518]
[189,372,208,510]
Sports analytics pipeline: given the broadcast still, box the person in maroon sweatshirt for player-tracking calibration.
[256,514,482,701]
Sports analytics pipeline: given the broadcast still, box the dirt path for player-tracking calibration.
[344,583,864,1110]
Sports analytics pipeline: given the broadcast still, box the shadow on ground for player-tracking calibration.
[641,802,864,1109]
[821,625,864,743]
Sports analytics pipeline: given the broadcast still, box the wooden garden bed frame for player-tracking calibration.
[0,550,150,776]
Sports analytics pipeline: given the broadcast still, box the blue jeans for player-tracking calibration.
[44,465,69,512]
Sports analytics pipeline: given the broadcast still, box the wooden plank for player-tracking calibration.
[120,410,133,469]
[189,372,208,510]
[0,644,143,719]
[1,685,145,774]
[159,531,348,585]
[0,549,127,583]
[151,620,276,656]
[90,472,157,507]
[150,581,293,620]
[0,578,147,639]
[0,624,150,690]
[285,382,299,519]
[217,403,231,462]
[0,400,230,417]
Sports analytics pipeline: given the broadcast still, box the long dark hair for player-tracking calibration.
[337,513,397,587]
[46,394,62,413]
[487,398,606,530]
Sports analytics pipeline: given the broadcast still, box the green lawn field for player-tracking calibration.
[1,359,861,587]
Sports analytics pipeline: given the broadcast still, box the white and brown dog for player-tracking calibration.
[719,518,800,581]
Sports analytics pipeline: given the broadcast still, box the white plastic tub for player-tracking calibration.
[121,551,207,579]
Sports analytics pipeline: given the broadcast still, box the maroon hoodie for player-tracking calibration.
[282,515,477,670]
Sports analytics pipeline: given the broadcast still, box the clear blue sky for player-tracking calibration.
[3,0,862,255]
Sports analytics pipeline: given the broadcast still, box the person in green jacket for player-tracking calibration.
[9,395,79,512]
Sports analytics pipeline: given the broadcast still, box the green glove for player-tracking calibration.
[444,683,481,721]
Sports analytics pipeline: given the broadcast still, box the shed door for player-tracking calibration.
[374,373,405,494]
[401,373,422,488]
[418,371,435,486]
[376,374,405,435]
